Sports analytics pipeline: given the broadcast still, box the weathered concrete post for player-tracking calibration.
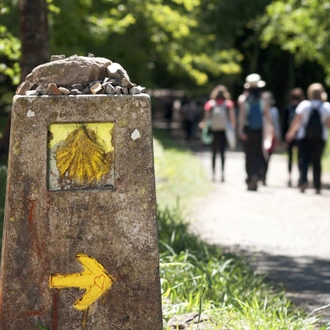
[0,56,163,329]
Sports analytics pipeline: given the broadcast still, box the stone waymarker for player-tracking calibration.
[0,57,162,330]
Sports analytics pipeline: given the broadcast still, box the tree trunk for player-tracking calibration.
[0,0,49,162]
[19,0,49,82]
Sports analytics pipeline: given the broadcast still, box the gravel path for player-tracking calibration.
[189,148,330,324]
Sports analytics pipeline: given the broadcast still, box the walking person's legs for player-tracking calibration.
[219,131,226,182]
[298,139,311,192]
[243,133,254,186]
[311,140,325,194]
[244,129,262,190]
[211,131,220,181]
[287,140,295,186]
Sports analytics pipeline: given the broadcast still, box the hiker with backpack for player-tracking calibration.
[286,83,330,194]
[282,88,305,187]
[201,85,236,182]
[238,74,273,191]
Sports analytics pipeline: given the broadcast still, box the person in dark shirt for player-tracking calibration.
[238,74,273,191]
[282,88,305,187]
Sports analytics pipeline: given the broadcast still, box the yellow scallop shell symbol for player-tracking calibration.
[55,126,110,184]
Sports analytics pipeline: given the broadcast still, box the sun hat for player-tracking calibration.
[244,73,266,89]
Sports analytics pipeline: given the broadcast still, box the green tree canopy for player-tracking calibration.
[259,0,330,85]
[48,0,242,90]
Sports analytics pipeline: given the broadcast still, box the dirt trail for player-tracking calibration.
[189,148,330,324]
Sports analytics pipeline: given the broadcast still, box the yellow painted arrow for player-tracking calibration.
[49,253,115,310]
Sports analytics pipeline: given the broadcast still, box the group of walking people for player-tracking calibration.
[200,74,330,194]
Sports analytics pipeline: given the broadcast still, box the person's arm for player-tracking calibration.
[238,100,247,140]
[325,104,330,128]
[226,100,236,129]
[285,114,303,142]
[326,115,330,128]
[263,97,272,127]
[199,101,211,128]
[229,107,236,129]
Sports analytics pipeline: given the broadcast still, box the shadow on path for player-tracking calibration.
[217,245,330,324]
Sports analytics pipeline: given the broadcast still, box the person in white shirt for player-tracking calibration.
[286,83,330,194]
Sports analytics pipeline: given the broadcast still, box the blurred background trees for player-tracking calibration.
[0,0,329,114]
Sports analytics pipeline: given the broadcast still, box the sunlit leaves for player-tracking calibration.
[259,0,330,84]
[2,0,244,89]
[171,0,201,12]
[147,4,196,38]
[88,13,136,35]
[0,4,21,85]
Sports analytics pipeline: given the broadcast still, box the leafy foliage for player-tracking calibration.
[259,0,330,85]
[0,2,21,112]
[48,0,242,89]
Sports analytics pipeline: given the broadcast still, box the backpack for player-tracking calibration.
[210,104,227,131]
[304,105,323,140]
[247,100,263,130]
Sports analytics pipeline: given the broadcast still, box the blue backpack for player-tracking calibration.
[247,100,263,130]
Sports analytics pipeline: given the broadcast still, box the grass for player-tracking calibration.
[154,129,329,329]
[153,128,212,212]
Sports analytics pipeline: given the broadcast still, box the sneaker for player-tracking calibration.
[316,189,321,195]
[287,179,292,187]
[221,173,225,182]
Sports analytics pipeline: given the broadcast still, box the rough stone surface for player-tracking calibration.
[0,95,162,330]
[25,56,112,88]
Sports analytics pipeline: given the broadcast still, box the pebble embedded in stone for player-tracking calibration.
[82,86,91,94]
[136,85,146,93]
[115,86,122,94]
[59,87,70,95]
[107,62,130,82]
[121,78,134,88]
[72,84,84,91]
[47,83,62,95]
[50,55,66,62]
[26,90,39,96]
[70,89,82,95]
[109,78,121,86]
[36,85,47,95]
[90,82,103,94]
[105,84,116,95]
[16,81,35,95]
[130,87,141,95]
